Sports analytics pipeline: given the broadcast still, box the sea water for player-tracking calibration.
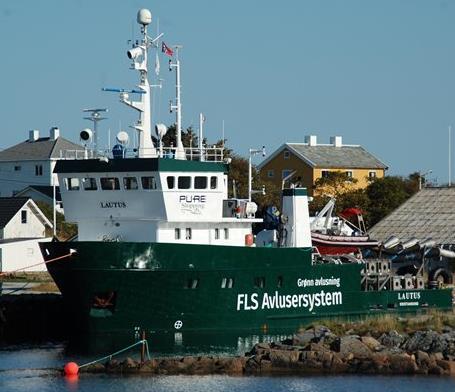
[1,346,455,392]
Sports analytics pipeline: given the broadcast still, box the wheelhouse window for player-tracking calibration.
[100,177,120,190]
[178,176,191,189]
[167,176,175,189]
[224,228,229,240]
[123,177,138,190]
[82,177,97,191]
[186,228,192,240]
[210,176,217,189]
[141,176,156,190]
[175,228,181,240]
[65,177,80,191]
[194,176,207,189]
[214,228,220,240]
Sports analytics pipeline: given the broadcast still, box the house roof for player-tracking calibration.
[258,143,388,170]
[0,197,30,228]
[0,197,52,229]
[369,187,455,244]
[0,137,84,161]
[15,185,62,203]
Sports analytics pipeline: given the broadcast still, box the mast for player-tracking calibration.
[169,46,186,160]
[104,9,160,158]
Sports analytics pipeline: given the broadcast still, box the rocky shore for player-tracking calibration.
[82,323,455,376]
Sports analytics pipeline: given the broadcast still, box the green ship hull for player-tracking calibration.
[40,241,453,350]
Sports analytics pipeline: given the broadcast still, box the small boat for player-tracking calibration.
[310,198,379,255]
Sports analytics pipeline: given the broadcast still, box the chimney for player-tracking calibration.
[330,136,343,147]
[29,130,39,142]
[50,126,60,140]
[304,135,317,146]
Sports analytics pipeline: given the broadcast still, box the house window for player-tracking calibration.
[14,166,21,171]
[167,176,175,189]
[141,176,156,190]
[194,176,207,189]
[345,171,353,181]
[369,171,377,180]
[282,170,293,180]
[175,228,181,240]
[123,177,138,190]
[186,228,192,240]
[35,165,43,176]
[267,170,274,178]
[224,228,229,240]
[65,178,80,191]
[100,177,120,190]
[283,150,290,159]
[178,176,191,189]
[321,170,330,178]
[214,228,220,240]
[21,210,27,224]
[82,178,97,191]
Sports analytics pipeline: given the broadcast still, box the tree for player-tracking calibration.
[313,171,358,199]
[365,176,413,227]
[35,201,78,241]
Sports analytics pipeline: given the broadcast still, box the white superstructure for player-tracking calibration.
[56,9,263,247]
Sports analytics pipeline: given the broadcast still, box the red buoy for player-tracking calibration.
[64,362,79,376]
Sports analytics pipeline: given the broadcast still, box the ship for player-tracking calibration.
[40,9,453,351]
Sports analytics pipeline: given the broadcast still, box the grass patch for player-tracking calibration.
[302,310,455,337]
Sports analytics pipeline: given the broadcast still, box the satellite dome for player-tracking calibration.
[116,131,129,145]
[137,9,152,26]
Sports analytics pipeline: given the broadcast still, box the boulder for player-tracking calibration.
[378,330,405,348]
[361,336,381,351]
[389,353,418,374]
[269,349,300,367]
[293,325,334,346]
[331,336,373,360]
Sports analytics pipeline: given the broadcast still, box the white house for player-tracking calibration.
[15,185,63,214]
[0,127,84,197]
[0,197,53,272]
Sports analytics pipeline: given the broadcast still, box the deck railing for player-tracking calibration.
[59,146,225,162]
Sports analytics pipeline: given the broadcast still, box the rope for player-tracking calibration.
[0,250,76,278]
[79,339,151,369]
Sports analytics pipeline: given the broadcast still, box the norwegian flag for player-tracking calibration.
[161,42,174,57]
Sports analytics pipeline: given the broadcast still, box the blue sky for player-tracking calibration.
[1,0,455,184]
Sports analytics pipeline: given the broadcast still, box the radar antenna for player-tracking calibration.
[83,108,108,154]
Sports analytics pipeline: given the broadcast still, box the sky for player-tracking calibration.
[1,0,455,184]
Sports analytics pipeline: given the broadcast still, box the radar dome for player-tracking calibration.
[137,9,152,26]
[116,131,129,145]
